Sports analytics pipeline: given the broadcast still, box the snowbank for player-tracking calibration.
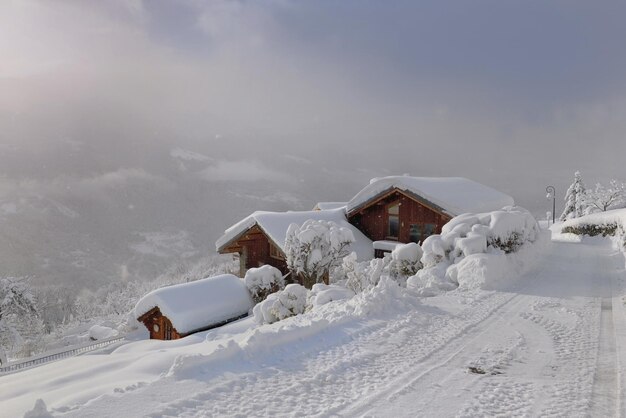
[134,274,253,334]
[88,325,119,341]
[408,206,547,295]
[308,283,355,307]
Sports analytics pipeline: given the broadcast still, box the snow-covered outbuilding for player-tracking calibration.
[134,274,253,340]
[347,176,514,256]
[216,208,373,278]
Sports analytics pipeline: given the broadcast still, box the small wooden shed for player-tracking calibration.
[134,274,253,340]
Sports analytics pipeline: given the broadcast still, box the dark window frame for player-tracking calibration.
[386,201,400,239]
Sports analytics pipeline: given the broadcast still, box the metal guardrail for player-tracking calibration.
[0,335,125,375]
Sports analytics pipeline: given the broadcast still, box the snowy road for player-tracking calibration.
[4,238,626,417]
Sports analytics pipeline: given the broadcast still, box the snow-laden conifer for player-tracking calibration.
[560,171,587,221]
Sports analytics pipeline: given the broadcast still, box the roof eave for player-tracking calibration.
[347,186,455,218]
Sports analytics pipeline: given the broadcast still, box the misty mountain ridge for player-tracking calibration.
[0,144,334,290]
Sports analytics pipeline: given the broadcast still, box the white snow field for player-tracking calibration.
[3,234,626,417]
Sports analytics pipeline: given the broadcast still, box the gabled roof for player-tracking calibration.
[347,176,514,217]
[216,208,373,261]
[134,274,253,335]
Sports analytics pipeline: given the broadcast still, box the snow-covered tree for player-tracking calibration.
[585,180,626,213]
[285,220,355,288]
[560,171,587,221]
[342,252,386,293]
[0,277,43,359]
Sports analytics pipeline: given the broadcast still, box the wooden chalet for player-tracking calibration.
[345,176,514,257]
[134,274,253,340]
[215,209,374,278]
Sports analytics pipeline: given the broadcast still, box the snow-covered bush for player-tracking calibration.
[0,277,46,360]
[560,209,626,250]
[562,222,619,237]
[342,252,386,293]
[408,206,543,295]
[253,284,309,324]
[387,243,423,285]
[244,265,285,303]
[285,220,355,288]
[307,283,355,308]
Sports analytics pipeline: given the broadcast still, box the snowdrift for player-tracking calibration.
[408,206,549,295]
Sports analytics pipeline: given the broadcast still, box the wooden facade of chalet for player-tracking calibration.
[137,307,182,340]
[220,225,289,278]
[347,189,452,257]
[137,306,250,341]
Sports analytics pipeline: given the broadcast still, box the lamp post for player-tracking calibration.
[546,186,556,224]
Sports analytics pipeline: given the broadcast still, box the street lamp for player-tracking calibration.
[546,186,556,224]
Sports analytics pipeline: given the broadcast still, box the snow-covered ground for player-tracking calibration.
[3,232,626,417]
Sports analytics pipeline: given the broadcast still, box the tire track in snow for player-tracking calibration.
[338,291,529,417]
[590,297,618,416]
[130,291,518,418]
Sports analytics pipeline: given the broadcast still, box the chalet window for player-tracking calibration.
[164,322,172,340]
[269,242,284,260]
[409,224,421,243]
[409,223,437,244]
[387,202,400,239]
[423,223,436,239]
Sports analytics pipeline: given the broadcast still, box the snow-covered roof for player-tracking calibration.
[313,202,347,211]
[347,176,514,217]
[134,274,253,335]
[216,208,373,261]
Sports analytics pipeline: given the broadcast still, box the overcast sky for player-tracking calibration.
[2,0,626,213]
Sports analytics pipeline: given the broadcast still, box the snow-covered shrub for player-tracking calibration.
[388,243,423,285]
[253,284,309,324]
[307,283,355,308]
[342,252,386,293]
[0,277,45,360]
[408,206,543,295]
[244,265,285,303]
[285,220,355,288]
[420,235,447,268]
[562,222,619,237]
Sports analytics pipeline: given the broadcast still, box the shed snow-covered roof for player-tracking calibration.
[134,274,253,335]
[347,176,514,217]
[216,208,373,261]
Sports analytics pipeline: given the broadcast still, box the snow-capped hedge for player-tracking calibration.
[560,208,626,246]
[244,265,285,303]
[408,206,546,295]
